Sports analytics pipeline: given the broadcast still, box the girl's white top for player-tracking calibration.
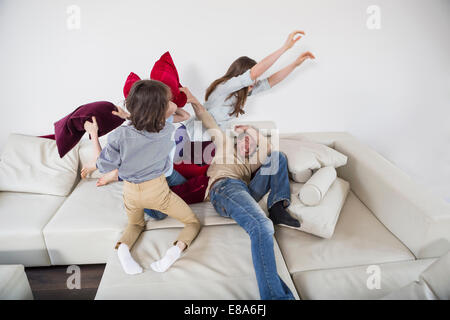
[184,70,271,141]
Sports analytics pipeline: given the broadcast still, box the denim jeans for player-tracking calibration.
[209,151,294,300]
[144,169,187,220]
[247,151,291,209]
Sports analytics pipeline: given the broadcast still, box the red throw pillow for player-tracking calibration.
[54,101,125,158]
[173,162,210,180]
[123,72,141,98]
[171,175,210,204]
[173,140,216,179]
[174,141,216,166]
[150,51,187,108]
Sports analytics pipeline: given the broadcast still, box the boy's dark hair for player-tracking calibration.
[125,80,171,133]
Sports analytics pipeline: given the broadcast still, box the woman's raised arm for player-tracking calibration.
[250,30,304,81]
[268,51,315,87]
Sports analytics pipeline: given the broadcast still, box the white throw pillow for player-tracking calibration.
[299,166,337,206]
[0,134,79,196]
[279,139,347,183]
[259,178,350,239]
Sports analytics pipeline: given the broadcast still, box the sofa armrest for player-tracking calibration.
[334,136,450,259]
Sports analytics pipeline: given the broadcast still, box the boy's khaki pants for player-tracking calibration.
[116,174,201,250]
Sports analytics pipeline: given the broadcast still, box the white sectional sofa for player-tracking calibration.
[1,131,449,299]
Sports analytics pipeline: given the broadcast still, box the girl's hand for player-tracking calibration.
[84,116,99,137]
[235,125,259,141]
[180,87,198,104]
[283,30,305,51]
[112,105,131,120]
[173,108,191,123]
[294,51,315,66]
[180,87,206,116]
[234,125,250,134]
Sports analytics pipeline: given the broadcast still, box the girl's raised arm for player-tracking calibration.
[180,87,223,142]
[268,51,315,87]
[250,30,304,81]
[172,108,190,123]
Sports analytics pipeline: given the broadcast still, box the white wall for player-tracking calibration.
[1,0,449,202]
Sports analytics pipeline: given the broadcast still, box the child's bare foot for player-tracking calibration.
[96,169,119,187]
[81,166,96,179]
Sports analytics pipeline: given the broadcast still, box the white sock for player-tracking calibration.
[117,243,143,275]
[150,245,182,273]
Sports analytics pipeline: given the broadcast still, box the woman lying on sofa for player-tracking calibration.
[174,87,300,300]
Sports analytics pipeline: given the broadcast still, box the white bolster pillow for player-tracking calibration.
[299,166,337,206]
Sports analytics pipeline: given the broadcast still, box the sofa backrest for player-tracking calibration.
[334,136,450,259]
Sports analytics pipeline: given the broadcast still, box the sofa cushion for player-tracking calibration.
[419,250,450,299]
[383,250,450,300]
[95,225,298,300]
[149,200,236,230]
[0,265,33,300]
[43,179,234,265]
[292,258,436,300]
[259,178,350,239]
[0,134,79,196]
[382,279,437,300]
[42,179,128,265]
[335,137,450,258]
[279,139,347,183]
[0,192,66,266]
[274,191,415,274]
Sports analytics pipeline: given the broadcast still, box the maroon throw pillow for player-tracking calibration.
[173,162,210,180]
[54,101,125,158]
[39,134,55,140]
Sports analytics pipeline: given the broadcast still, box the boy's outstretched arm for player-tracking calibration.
[84,116,102,157]
[83,114,122,186]
[81,116,102,179]
[95,134,121,187]
[96,132,121,173]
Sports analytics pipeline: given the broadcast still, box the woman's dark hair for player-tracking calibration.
[125,80,171,133]
[205,56,257,118]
